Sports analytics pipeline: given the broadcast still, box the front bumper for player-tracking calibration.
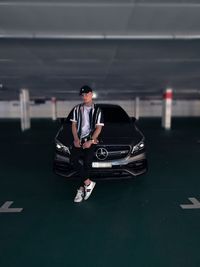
[53,151,148,179]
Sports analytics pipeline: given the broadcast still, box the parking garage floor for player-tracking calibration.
[0,118,200,267]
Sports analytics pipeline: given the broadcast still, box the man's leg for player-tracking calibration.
[82,145,96,200]
[70,145,83,174]
[70,146,85,203]
[82,144,96,180]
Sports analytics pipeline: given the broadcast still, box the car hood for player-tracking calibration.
[56,122,143,146]
[100,123,142,145]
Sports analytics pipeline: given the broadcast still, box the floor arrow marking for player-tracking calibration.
[0,201,23,213]
[180,198,200,209]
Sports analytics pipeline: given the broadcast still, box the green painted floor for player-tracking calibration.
[0,118,200,267]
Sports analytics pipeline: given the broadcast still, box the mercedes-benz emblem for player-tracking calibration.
[96,148,108,160]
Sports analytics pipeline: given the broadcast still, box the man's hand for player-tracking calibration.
[82,139,99,149]
[82,140,92,149]
[93,139,99,144]
[74,139,81,148]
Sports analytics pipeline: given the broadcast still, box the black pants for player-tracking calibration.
[70,144,96,184]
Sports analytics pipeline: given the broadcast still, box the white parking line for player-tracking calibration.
[180,198,200,209]
[0,201,23,213]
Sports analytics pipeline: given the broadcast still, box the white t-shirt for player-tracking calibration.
[81,105,92,138]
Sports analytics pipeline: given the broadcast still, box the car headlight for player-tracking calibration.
[55,140,70,154]
[131,141,145,154]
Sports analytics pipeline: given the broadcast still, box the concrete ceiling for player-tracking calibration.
[0,0,200,100]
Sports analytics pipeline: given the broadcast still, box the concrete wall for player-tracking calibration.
[0,99,200,119]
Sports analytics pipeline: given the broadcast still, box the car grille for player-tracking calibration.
[94,145,131,161]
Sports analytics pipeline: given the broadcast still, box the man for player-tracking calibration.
[70,85,104,203]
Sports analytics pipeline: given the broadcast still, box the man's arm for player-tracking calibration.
[91,125,103,143]
[82,125,103,149]
[72,122,81,147]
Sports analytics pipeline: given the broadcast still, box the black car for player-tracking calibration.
[53,104,148,179]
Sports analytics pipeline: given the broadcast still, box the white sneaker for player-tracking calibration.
[74,188,84,203]
[84,181,96,200]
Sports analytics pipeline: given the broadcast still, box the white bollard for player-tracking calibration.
[20,89,31,131]
[51,97,57,121]
[135,96,140,120]
[20,92,25,131]
[162,88,173,129]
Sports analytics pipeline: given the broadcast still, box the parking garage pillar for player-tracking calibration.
[135,97,140,120]
[20,89,31,131]
[162,88,173,129]
[51,97,57,121]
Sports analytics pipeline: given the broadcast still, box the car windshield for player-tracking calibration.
[101,106,130,123]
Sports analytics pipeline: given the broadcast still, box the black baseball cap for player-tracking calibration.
[79,85,93,95]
